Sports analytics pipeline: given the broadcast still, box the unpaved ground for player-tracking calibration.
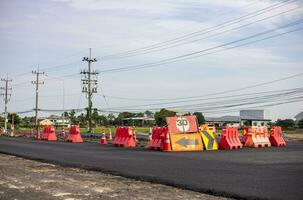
[0,154,230,200]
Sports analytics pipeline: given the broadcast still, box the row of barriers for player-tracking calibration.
[7,115,286,152]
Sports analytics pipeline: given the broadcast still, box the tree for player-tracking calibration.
[99,115,108,126]
[154,109,176,126]
[77,113,86,127]
[115,112,135,126]
[8,113,21,128]
[107,114,116,126]
[92,108,99,127]
[68,109,76,125]
[275,119,295,129]
[193,112,205,125]
[21,116,34,128]
[144,110,154,118]
[298,119,303,129]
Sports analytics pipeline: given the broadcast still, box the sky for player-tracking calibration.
[0,0,303,120]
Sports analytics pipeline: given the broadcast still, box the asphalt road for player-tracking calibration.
[0,137,302,200]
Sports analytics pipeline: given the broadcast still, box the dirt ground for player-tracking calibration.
[0,153,230,200]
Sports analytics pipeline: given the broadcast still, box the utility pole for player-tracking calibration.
[32,67,44,139]
[81,48,98,132]
[1,75,12,134]
[11,112,15,137]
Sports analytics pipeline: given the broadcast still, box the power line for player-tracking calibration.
[100,0,297,60]
[101,3,303,60]
[99,19,303,74]
[104,86,303,102]
[102,88,303,111]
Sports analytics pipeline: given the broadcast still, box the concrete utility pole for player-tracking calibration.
[1,75,12,134]
[81,48,98,132]
[32,67,44,139]
[11,113,15,137]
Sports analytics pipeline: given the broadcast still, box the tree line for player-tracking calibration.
[0,109,302,130]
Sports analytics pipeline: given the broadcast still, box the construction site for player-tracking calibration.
[1,0,303,200]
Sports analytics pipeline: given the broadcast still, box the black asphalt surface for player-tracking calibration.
[0,136,302,200]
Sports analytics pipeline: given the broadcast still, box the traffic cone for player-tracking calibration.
[133,130,137,142]
[148,127,153,141]
[36,128,41,140]
[61,128,65,138]
[108,129,112,140]
[100,129,107,144]
[163,133,171,151]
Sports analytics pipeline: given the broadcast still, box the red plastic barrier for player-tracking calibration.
[66,125,83,143]
[219,126,242,150]
[41,126,57,141]
[113,127,136,147]
[269,126,286,147]
[147,127,168,151]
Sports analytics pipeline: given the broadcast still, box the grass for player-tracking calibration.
[284,129,303,134]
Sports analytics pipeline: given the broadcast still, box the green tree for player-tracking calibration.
[8,113,21,128]
[115,112,135,126]
[154,109,176,126]
[99,115,108,126]
[297,119,303,129]
[107,114,116,126]
[275,119,295,129]
[193,112,205,125]
[78,113,86,127]
[21,116,34,128]
[92,109,99,127]
[68,109,76,124]
[144,110,154,118]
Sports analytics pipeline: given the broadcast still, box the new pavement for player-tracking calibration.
[0,136,302,200]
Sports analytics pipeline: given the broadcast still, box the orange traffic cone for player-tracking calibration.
[36,128,41,140]
[108,129,113,140]
[61,128,65,138]
[148,127,153,141]
[133,130,137,142]
[163,133,171,151]
[100,129,107,144]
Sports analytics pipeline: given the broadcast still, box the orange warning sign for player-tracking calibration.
[166,116,198,134]
[170,133,203,151]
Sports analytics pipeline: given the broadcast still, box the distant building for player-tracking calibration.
[240,110,271,126]
[205,110,271,127]
[40,115,70,127]
[205,116,241,127]
[295,111,303,121]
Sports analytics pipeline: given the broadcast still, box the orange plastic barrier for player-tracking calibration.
[41,126,57,141]
[113,127,136,147]
[241,127,249,144]
[147,127,168,151]
[66,125,83,143]
[245,126,271,148]
[219,126,242,150]
[269,126,286,147]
